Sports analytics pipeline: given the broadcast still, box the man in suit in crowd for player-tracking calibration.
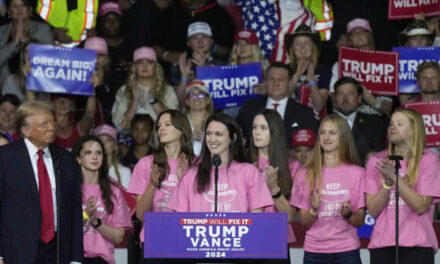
[0,101,83,263]
[332,77,389,165]
[237,62,318,143]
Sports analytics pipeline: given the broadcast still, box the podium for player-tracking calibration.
[143,212,288,263]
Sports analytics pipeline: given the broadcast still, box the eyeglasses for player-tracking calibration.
[187,92,207,99]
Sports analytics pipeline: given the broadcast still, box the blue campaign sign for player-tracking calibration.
[144,212,287,259]
[196,63,263,109]
[392,47,440,93]
[27,44,97,96]
[357,211,375,239]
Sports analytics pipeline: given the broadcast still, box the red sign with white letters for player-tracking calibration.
[388,0,440,20]
[404,100,440,147]
[339,47,399,96]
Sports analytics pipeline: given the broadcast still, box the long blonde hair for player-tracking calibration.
[304,114,359,190]
[229,44,268,69]
[388,109,425,186]
[123,62,167,106]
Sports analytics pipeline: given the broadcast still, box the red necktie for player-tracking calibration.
[273,103,280,111]
[37,149,55,243]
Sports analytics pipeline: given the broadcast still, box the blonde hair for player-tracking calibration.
[124,62,167,106]
[229,44,268,70]
[304,114,359,190]
[288,39,319,72]
[388,109,425,186]
[16,101,53,136]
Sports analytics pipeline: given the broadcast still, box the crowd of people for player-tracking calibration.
[0,0,440,264]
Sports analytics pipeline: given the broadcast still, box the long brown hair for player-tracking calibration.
[304,114,359,191]
[153,110,194,187]
[248,109,293,200]
[72,135,114,214]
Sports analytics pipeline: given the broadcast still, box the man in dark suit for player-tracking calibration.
[332,77,389,165]
[237,62,318,143]
[0,101,83,264]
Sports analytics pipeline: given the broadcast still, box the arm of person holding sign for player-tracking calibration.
[76,73,98,136]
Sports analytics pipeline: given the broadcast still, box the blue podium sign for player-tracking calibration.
[144,212,287,259]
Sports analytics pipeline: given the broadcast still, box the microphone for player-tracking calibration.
[388,155,403,161]
[212,155,221,213]
[212,155,221,167]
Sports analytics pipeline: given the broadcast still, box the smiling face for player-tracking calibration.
[252,114,270,150]
[388,112,413,146]
[186,87,210,112]
[319,120,340,154]
[76,140,104,172]
[291,35,314,59]
[157,113,182,145]
[0,101,17,131]
[205,121,231,161]
[8,0,31,22]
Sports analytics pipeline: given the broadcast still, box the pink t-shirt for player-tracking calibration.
[290,163,365,253]
[167,161,274,212]
[128,154,179,242]
[82,184,132,264]
[257,157,300,243]
[365,150,440,251]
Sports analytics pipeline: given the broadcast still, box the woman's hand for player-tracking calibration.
[265,166,280,195]
[340,200,352,218]
[85,196,98,222]
[177,153,189,179]
[309,190,320,211]
[150,164,161,187]
[306,60,316,83]
[252,82,266,95]
[375,158,396,186]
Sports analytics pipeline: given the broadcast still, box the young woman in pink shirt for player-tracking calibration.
[72,135,132,264]
[248,109,300,264]
[365,109,440,264]
[291,114,366,264]
[168,113,273,213]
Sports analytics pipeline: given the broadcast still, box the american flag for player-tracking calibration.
[234,0,314,63]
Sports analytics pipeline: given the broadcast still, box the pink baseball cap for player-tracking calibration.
[347,18,372,34]
[291,129,316,148]
[133,46,157,62]
[84,37,108,55]
[99,1,123,17]
[93,124,118,141]
[234,30,259,45]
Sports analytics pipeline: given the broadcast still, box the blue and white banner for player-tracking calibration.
[357,211,375,239]
[196,63,263,109]
[27,44,97,96]
[392,47,440,93]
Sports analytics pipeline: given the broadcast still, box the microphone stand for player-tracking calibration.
[388,155,403,264]
[212,155,221,213]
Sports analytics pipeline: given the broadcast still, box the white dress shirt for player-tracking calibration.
[266,97,289,119]
[333,110,357,129]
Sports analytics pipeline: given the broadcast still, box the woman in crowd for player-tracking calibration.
[2,40,50,102]
[248,109,299,264]
[121,114,155,169]
[0,0,53,88]
[72,135,132,264]
[0,94,20,142]
[127,110,194,262]
[94,124,131,190]
[365,109,440,264]
[168,113,273,213]
[52,91,96,150]
[112,46,178,129]
[285,24,330,119]
[184,80,213,156]
[291,114,366,264]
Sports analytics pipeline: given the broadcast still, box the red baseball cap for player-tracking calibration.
[291,129,316,148]
[234,30,259,45]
